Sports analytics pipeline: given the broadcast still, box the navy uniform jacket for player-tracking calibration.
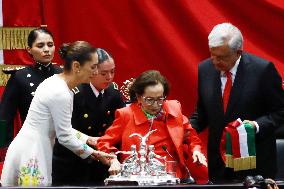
[190,52,284,182]
[0,63,62,144]
[52,83,125,186]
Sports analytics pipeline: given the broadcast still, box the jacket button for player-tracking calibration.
[88,126,92,130]
[84,114,88,118]
[102,124,107,128]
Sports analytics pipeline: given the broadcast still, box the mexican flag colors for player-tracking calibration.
[221,118,256,171]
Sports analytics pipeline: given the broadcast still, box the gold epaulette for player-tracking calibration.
[0,64,25,86]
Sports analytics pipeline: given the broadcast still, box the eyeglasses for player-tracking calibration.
[142,96,166,106]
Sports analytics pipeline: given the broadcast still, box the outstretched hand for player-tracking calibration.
[108,158,121,175]
[87,137,99,148]
[91,150,116,165]
[192,150,207,167]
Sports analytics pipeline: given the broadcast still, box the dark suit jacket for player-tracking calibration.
[0,63,62,144]
[52,83,125,186]
[190,52,284,181]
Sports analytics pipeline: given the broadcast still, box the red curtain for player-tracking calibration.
[2,0,284,115]
[42,0,284,115]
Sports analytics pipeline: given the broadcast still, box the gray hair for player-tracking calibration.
[208,23,243,51]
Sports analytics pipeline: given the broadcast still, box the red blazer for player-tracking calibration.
[97,100,207,180]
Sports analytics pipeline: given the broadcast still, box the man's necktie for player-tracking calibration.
[223,71,232,113]
[97,92,103,101]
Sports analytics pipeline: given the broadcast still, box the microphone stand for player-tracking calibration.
[162,145,195,184]
[181,164,195,184]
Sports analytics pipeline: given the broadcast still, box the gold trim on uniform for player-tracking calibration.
[0,64,25,86]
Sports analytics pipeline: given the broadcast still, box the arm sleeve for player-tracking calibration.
[48,92,93,159]
[189,105,208,133]
[255,62,284,138]
[0,74,20,143]
[71,128,89,143]
[183,115,202,153]
[97,109,125,153]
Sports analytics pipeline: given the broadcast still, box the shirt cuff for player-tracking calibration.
[78,144,93,159]
[253,121,259,133]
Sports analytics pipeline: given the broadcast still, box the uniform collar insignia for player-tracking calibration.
[34,62,52,72]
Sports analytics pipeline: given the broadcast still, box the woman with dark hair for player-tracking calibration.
[0,28,62,144]
[52,48,125,186]
[0,41,115,187]
[97,70,208,183]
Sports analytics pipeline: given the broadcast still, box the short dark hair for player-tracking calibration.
[58,41,97,71]
[97,48,113,64]
[27,28,54,48]
[129,70,169,102]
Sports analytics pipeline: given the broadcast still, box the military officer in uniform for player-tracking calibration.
[52,48,125,186]
[0,28,62,145]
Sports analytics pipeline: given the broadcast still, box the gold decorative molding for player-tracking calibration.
[0,27,37,50]
[0,64,25,86]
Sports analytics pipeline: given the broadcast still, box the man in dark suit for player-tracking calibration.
[52,48,125,186]
[190,23,284,183]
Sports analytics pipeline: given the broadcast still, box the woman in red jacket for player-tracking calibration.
[97,70,208,183]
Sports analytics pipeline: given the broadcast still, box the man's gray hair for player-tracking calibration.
[208,23,243,51]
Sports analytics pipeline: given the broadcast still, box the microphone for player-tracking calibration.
[162,145,174,159]
[162,145,195,184]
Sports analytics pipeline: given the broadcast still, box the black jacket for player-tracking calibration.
[0,63,62,144]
